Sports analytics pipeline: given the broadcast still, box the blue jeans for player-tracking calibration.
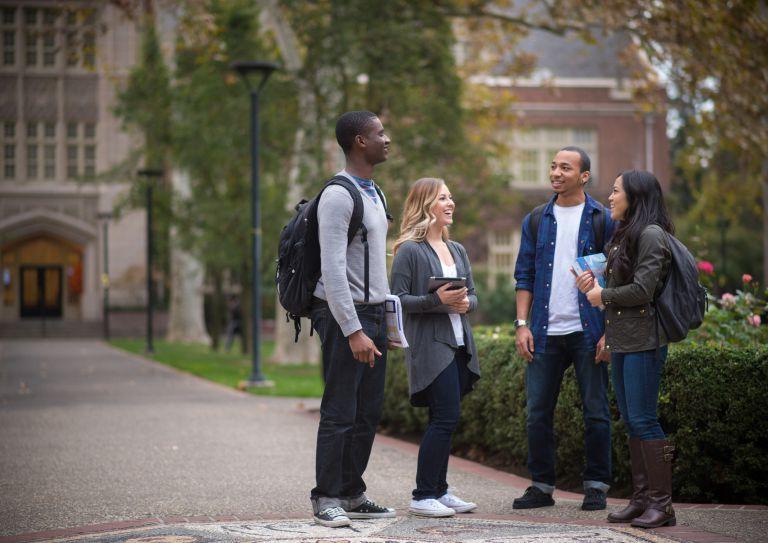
[413,350,471,500]
[611,347,668,440]
[310,301,388,511]
[526,332,611,492]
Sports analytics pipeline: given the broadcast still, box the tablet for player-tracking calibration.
[427,276,467,293]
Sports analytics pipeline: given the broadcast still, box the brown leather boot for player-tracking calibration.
[608,438,647,523]
[631,439,676,528]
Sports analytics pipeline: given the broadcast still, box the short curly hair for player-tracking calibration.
[335,111,378,153]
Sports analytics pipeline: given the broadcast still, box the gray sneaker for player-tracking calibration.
[314,506,351,527]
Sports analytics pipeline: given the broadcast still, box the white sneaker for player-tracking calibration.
[409,498,456,517]
[438,493,477,513]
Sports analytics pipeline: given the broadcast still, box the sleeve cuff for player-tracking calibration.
[339,318,362,338]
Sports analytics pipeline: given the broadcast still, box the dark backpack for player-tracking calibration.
[654,233,708,343]
[529,202,606,252]
[275,175,388,341]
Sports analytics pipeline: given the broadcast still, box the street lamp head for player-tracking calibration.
[136,168,164,179]
[230,61,279,93]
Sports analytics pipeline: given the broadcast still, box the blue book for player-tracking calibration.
[573,253,607,288]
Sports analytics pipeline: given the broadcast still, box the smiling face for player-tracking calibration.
[359,116,390,165]
[609,175,629,220]
[550,150,589,197]
[430,183,455,228]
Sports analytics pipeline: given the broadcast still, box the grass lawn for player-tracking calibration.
[109,338,323,398]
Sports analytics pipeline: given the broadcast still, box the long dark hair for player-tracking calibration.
[607,170,674,281]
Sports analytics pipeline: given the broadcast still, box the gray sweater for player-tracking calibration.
[313,171,390,337]
[390,240,480,404]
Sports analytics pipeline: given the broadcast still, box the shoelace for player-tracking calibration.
[319,506,346,517]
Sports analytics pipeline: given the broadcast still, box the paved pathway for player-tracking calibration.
[1,339,765,543]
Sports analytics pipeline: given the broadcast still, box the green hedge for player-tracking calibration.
[380,329,768,504]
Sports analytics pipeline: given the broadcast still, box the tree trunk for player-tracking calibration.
[260,0,320,364]
[166,169,211,344]
[763,158,768,286]
[209,268,224,351]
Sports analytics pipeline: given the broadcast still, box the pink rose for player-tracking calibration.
[747,314,762,327]
[720,293,736,308]
[697,261,714,275]
[742,274,753,284]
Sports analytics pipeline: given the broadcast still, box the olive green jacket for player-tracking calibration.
[601,224,671,353]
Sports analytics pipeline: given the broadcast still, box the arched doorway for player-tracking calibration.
[5,234,83,319]
[0,208,97,323]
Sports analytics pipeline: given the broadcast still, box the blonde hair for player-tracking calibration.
[393,177,450,254]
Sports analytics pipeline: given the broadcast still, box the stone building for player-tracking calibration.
[0,2,144,332]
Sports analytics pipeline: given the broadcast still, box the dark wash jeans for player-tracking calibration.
[310,300,388,511]
[526,332,611,491]
[413,349,471,500]
[611,346,668,441]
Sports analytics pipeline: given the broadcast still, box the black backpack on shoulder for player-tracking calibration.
[275,175,387,341]
[654,233,708,343]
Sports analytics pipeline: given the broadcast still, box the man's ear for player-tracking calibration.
[582,171,591,185]
[355,134,365,148]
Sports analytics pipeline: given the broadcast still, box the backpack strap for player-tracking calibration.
[529,203,547,245]
[325,175,370,302]
[593,205,606,251]
[373,183,394,223]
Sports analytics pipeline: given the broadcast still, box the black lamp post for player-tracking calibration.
[97,211,113,340]
[138,168,164,355]
[231,60,278,388]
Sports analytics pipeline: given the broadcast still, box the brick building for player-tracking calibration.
[474,30,670,280]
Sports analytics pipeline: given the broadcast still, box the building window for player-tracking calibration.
[20,6,62,69]
[44,122,56,178]
[1,121,16,180]
[25,30,36,66]
[66,122,97,179]
[2,7,15,25]
[67,144,77,178]
[501,127,599,187]
[2,29,14,66]
[62,7,97,69]
[26,121,56,180]
[27,143,38,178]
[486,229,521,283]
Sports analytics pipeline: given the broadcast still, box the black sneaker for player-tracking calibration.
[512,486,555,509]
[345,499,396,519]
[581,488,607,510]
[314,506,351,527]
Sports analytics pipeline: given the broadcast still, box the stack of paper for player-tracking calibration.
[385,294,409,348]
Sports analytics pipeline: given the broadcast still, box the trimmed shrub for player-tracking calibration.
[381,329,768,504]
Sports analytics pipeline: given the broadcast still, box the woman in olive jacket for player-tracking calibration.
[391,178,480,518]
[577,170,676,529]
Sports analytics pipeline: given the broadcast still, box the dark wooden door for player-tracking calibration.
[20,266,62,318]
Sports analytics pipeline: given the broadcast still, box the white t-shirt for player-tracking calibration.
[547,203,585,335]
[441,262,465,346]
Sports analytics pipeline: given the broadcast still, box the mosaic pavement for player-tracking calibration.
[52,517,678,543]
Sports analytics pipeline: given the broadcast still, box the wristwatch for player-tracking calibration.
[514,319,528,329]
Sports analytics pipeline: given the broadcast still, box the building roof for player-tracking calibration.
[494,28,637,81]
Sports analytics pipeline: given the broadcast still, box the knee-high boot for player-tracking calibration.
[631,439,676,528]
[607,437,647,522]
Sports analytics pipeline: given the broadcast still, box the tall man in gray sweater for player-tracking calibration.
[309,111,394,527]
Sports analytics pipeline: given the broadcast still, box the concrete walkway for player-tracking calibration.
[0,339,765,543]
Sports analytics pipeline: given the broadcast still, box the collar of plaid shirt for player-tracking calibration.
[351,175,378,204]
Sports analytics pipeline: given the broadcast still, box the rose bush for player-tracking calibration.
[689,273,768,346]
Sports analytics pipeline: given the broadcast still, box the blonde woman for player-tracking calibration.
[390,177,481,517]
